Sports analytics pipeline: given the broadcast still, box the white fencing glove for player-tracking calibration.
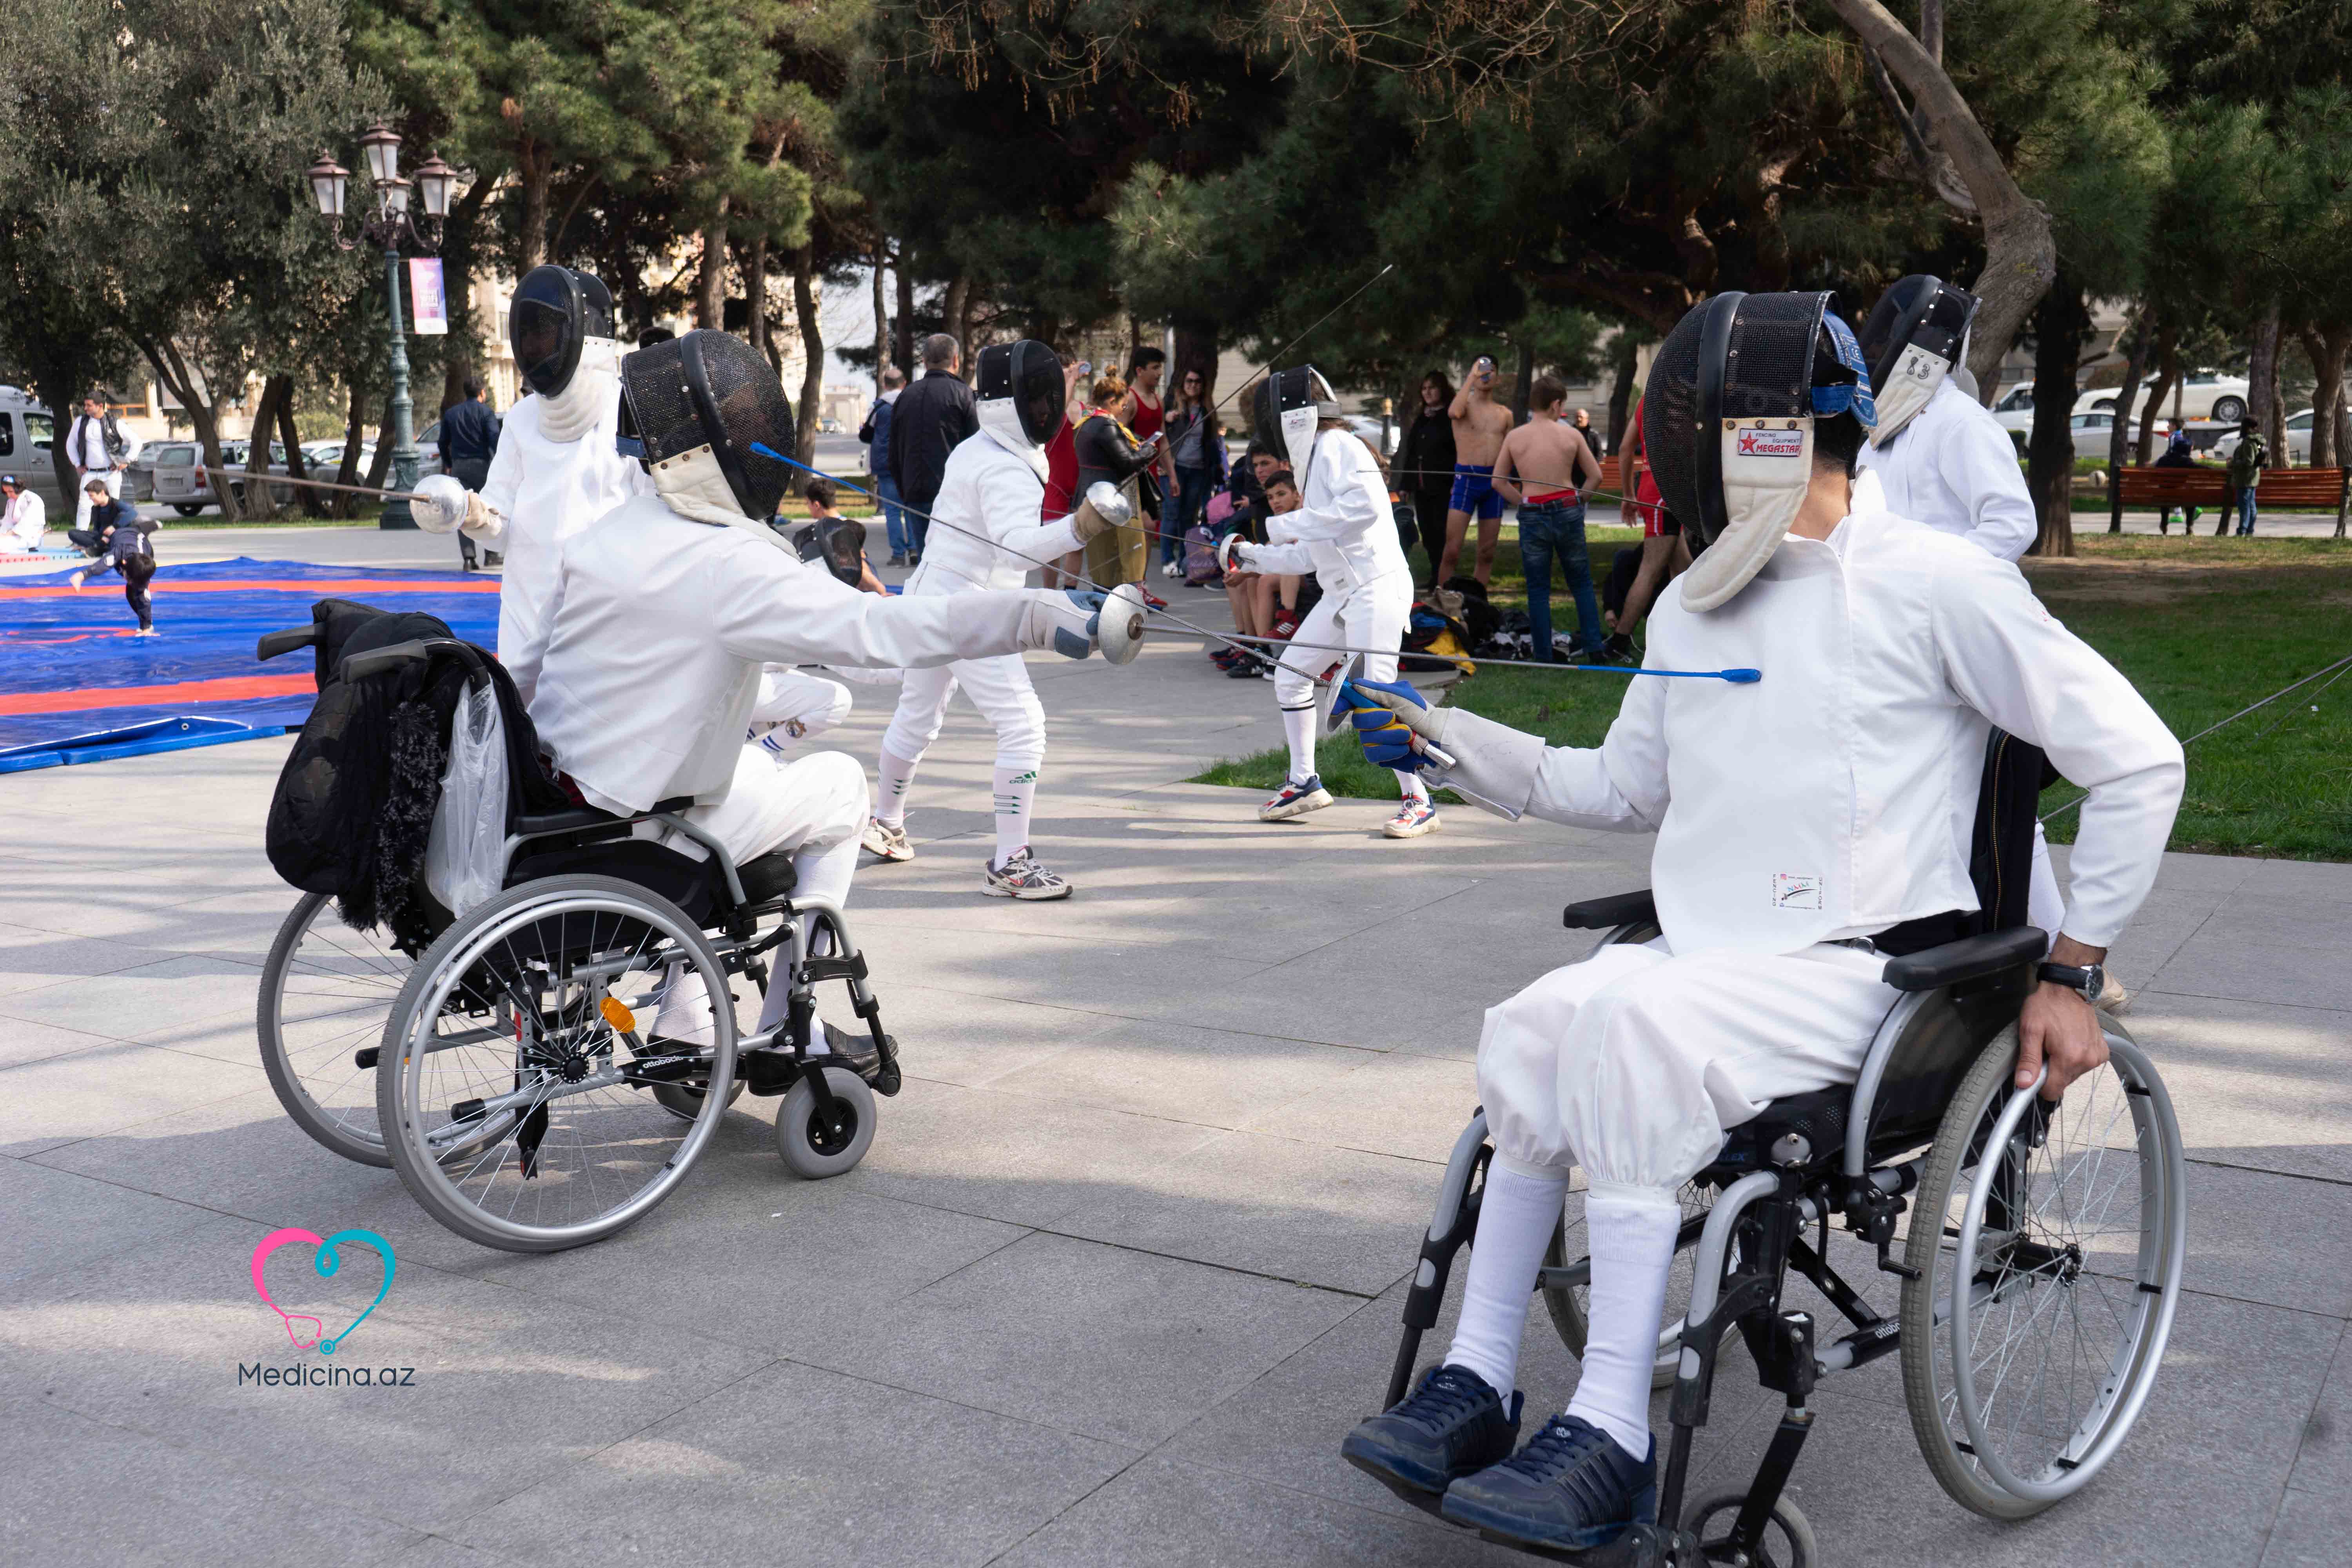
[1070,480,1132,545]
[1019,588,1109,660]
[1338,681,1545,819]
[1216,535,1254,575]
[411,474,482,535]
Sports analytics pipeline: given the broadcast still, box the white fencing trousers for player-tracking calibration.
[878,652,1047,772]
[648,746,867,1045]
[751,668,854,746]
[1477,937,1903,1198]
[1271,584,1409,712]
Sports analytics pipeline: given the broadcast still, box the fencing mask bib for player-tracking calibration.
[512,266,620,442]
[976,340,1065,475]
[1643,291,1877,612]
[1251,365,1341,476]
[1857,274,1980,446]
[617,329,797,537]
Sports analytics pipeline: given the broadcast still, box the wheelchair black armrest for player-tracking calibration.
[1879,926,2047,993]
[256,625,319,661]
[1562,889,1657,930]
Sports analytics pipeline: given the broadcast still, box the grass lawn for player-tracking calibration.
[1194,532,2352,861]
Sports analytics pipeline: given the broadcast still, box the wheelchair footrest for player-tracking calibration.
[1472,1523,1699,1567]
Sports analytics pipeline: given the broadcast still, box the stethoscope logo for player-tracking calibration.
[249,1228,396,1355]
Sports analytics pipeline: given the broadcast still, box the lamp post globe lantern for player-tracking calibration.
[359,122,401,185]
[413,156,456,220]
[306,154,348,221]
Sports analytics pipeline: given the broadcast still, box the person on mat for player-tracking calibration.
[1332,292,2181,1554]
[512,331,1119,1053]
[68,479,160,636]
[862,339,1125,897]
[1218,365,1437,840]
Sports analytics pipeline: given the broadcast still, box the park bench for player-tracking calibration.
[2112,465,2347,532]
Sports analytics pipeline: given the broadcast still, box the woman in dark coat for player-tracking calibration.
[1393,369,1457,587]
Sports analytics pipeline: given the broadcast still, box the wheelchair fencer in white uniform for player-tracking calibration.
[362,330,1129,1254]
[1334,292,2187,1563]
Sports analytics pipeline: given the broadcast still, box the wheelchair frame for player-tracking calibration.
[1380,893,2187,1566]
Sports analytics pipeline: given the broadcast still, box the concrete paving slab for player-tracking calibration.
[0,1012,119,1071]
[0,1036,265,1154]
[449,1357,1139,1568]
[2125,992,2352,1183]
[2282,1317,2352,1497]
[2262,1481,2352,1568]
[983,1016,1372,1132]
[794,1232,1361,1450]
[0,1155,222,1288]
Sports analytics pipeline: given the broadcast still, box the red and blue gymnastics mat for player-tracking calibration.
[0,557,497,772]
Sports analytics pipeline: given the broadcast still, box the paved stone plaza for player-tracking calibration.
[5,537,2349,1566]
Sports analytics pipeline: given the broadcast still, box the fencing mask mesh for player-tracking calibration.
[1643,291,1875,612]
[1250,366,1340,476]
[976,340,1066,452]
[510,266,616,399]
[619,329,796,523]
[1857,274,1980,445]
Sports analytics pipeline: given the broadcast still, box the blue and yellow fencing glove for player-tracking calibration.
[1335,677,1445,773]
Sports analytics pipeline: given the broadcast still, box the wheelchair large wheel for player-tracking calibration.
[375,875,739,1254]
[1541,1178,1711,1390]
[257,891,410,1167]
[1899,1022,2185,1518]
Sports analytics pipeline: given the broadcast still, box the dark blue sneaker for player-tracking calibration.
[1439,1413,1657,1550]
[1341,1365,1522,1504]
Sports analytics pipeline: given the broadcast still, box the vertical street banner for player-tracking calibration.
[409,258,448,336]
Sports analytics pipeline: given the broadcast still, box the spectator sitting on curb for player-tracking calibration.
[67,478,152,557]
[1,473,46,551]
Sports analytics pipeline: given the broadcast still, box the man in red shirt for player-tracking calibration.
[1041,352,1086,586]
[1127,347,1168,559]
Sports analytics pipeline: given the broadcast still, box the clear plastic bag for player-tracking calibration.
[423,683,509,918]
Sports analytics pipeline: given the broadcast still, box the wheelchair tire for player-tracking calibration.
[256,891,408,1168]
[1898,1022,2185,1518]
[774,1066,876,1179]
[1541,1180,1711,1390]
[376,875,739,1253]
[1684,1488,1815,1568]
[652,1079,748,1120]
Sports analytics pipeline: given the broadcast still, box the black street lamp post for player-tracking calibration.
[307,128,459,528]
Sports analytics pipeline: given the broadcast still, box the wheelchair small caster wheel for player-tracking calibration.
[775,1065,875,1178]
[653,1079,746,1122]
[1684,1489,1815,1568]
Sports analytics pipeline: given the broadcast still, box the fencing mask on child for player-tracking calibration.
[1251,365,1342,476]
[1642,290,1877,612]
[1857,274,1980,446]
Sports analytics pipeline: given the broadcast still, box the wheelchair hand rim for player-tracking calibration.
[1945,1033,2184,1503]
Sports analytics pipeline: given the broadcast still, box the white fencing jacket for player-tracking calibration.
[1245,430,1411,606]
[468,394,653,662]
[1430,508,2182,954]
[1853,380,2036,561]
[906,426,1087,595]
[514,494,1050,815]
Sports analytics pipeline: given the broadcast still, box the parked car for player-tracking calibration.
[148,441,208,514]
[2212,410,2315,466]
[1991,385,2037,450]
[2068,411,2164,460]
[2078,370,2250,425]
[410,422,447,480]
[1343,414,1400,456]
[121,438,161,503]
[0,388,61,511]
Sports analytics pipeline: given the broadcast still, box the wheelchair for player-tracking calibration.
[252,618,902,1254]
[1382,889,2186,1566]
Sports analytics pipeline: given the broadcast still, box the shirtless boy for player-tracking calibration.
[1493,376,1606,662]
[1440,356,1515,586]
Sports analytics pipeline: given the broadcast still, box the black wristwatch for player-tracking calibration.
[2036,960,2105,1003]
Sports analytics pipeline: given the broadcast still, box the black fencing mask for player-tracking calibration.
[510,266,617,399]
[976,340,1066,460]
[1250,366,1341,475]
[1857,275,1980,445]
[618,330,797,522]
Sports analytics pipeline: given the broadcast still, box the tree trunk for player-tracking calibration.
[517,147,550,273]
[241,376,285,521]
[1173,321,1219,410]
[1603,330,1641,456]
[2247,302,2281,452]
[333,380,367,519]
[872,251,891,395]
[2135,325,2177,466]
[2026,278,2090,556]
[1828,0,2055,402]
[791,245,824,470]
[138,336,239,523]
[2105,312,2148,531]
[746,235,771,362]
[1508,341,1536,426]
[274,378,318,517]
[894,264,915,373]
[363,393,396,492]
[941,275,971,363]
[2303,324,2349,470]
[696,218,729,330]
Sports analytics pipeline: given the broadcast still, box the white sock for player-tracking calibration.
[991,764,1038,865]
[1399,769,1430,803]
[873,749,921,827]
[758,837,857,1037]
[1280,705,1319,783]
[1444,1160,1573,1397]
[1563,1185,1682,1461]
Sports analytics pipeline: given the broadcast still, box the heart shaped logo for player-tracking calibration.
[249,1228,396,1356]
